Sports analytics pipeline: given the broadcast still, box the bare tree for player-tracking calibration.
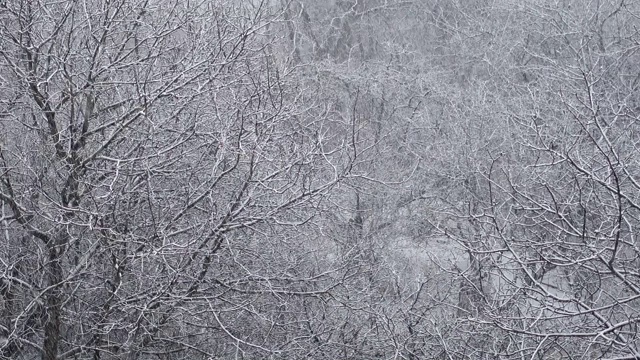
[0,0,368,358]
[429,0,640,358]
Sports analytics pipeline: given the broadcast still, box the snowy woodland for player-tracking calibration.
[2,0,640,358]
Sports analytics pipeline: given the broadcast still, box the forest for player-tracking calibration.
[1,0,640,359]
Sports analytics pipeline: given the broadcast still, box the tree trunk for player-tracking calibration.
[43,244,62,360]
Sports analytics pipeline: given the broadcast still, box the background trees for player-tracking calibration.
[426,0,640,358]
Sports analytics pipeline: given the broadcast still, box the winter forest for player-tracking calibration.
[1,0,640,359]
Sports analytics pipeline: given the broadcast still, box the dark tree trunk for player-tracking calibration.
[43,244,62,360]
